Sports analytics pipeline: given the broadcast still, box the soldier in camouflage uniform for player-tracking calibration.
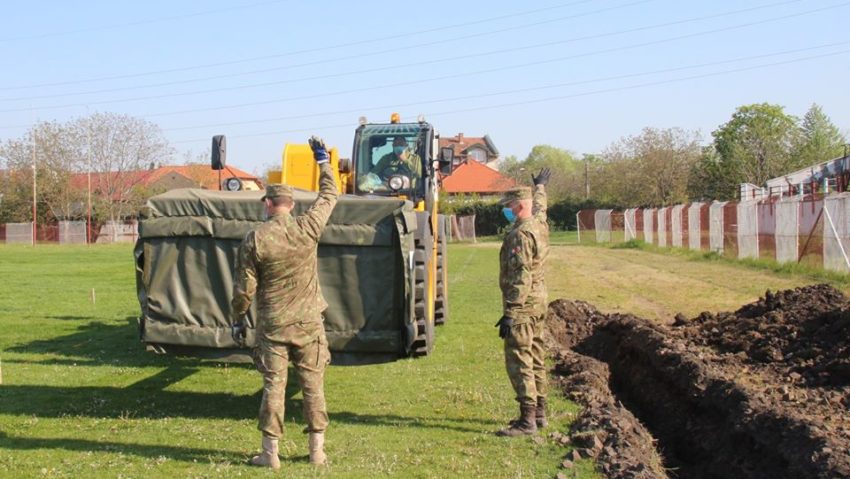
[230,136,338,468]
[495,168,551,437]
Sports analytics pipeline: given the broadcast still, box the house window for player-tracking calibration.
[468,147,487,163]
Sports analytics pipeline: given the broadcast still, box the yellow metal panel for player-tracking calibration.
[281,144,343,192]
[267,170,282,185]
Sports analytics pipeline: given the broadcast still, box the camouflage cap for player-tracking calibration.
[500,186,532,205]
[261,183,294,201]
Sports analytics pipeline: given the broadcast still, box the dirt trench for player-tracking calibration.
[546,285,850,479]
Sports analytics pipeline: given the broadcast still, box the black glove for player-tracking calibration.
[308,135,330,164]
[231,321,247,347]
[495,315,513,339]
[532,168,551,187]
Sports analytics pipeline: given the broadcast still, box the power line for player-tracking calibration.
[0,0,292,43]
[0,0,651,101]
[161,41,850,132]
[0,0,837,118]
[425,50,850,119]
[169,48,850,144]
[0,0,598,90]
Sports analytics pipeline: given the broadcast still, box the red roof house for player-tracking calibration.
[439,133,500,169]
[442,159,516,195]
[70,164,262,199]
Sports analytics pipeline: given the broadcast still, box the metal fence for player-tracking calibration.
[5,223,33,244]
[0,220,138,245]
[451,214,477,242]
[58,221,88,244]
[96,221,138,244]
[576,194,849,272]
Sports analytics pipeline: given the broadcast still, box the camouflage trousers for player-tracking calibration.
[504,315,548,408]
[253,327,331,439]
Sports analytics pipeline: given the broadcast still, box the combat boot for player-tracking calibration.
[536,396,548,429]
[496,404,538,437]
[308,432,327,465]
[249,435,281,470]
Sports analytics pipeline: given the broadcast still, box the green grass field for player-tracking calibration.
[0,244,594,479]
[1,239,842,478]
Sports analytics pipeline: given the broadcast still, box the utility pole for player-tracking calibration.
[584,158,590,199]
[87,123,92,246]
[31,135,36,246]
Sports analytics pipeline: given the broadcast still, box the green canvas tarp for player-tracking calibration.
[134,188,418,364]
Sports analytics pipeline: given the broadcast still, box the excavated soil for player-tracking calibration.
[546,285,850,479]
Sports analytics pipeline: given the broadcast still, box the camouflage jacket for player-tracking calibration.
[231,163,339,343]
[499,185,549,322]
[371,152,422,181]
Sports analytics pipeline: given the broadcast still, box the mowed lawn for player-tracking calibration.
[0,244,591,479]
[1,239,842,478]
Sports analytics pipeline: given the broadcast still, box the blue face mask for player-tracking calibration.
[393,146,406,156]
[502,207,516,223]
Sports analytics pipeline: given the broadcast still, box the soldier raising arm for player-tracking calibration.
[231,136,338,470]
[494,169,551,437]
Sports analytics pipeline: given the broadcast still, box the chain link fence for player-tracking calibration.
[0,220,139,245]
[96,221,138,244]
[5,223,33,244]
[450,214,477,242]
[58,221,87,244]
[577,195,847,272]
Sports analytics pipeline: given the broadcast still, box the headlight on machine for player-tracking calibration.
[388,175,410,191]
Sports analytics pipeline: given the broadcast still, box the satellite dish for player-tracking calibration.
[224,177,243,191]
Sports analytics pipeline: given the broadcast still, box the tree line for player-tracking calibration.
[1,103,845,228]
[0,112,173,225]
[500,103,846,207]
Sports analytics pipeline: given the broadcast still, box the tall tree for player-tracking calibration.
[0,112,172,230]
[86,112,173,237]
[711,103,800,192]
[793,103,846,166]
[500,145,583,201]
[595,127,702,206]
[0,121,86,222]
[687,145,738,201]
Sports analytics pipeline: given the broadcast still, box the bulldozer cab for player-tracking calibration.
[353,122,431,204]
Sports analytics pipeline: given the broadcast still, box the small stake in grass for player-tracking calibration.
[0,357,3,385]
[90,288,96,305]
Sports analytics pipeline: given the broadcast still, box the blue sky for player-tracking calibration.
[2,0,849,174]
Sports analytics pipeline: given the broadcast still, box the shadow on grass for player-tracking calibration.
[2,381,492,433]
[2,365,492,433]
[5,317,495,434]
[45,315,99,321]
[2,365,260,419]
[0,430,243,464]
[7,318,170,368]
[332,411,499,432]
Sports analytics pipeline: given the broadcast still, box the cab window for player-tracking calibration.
[356,134,423,194]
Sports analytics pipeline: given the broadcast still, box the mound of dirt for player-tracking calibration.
[545,299,606,350]
[547,300,669,479]
[546,287,850,479]
[551,349,669,479]
[674,284,850,389]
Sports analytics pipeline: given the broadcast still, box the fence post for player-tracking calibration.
[576,212,581,243]
[823,202,850,271]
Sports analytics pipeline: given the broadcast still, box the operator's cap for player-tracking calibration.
[500,186,532,205]
[261,184,294,201]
